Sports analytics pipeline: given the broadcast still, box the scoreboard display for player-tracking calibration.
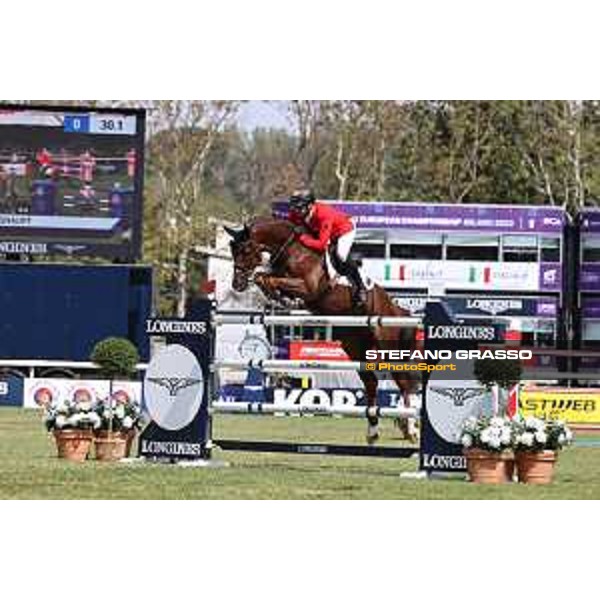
[0,104,145,260]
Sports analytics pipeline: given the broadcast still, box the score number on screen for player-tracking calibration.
[64,114,137,135]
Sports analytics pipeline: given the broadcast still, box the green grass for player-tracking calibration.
[1,408,599,499]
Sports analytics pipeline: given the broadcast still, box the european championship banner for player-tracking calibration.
[520,388,600,425]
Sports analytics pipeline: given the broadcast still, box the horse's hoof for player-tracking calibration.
[366,432,380,446]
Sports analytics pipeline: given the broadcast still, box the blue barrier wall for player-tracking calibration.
[0,376,23,407]
[0,264,152,361]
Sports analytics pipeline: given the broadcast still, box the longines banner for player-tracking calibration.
[391,295,558,319]
[520,388,600,425]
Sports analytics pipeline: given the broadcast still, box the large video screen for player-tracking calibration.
[0,104,145,260]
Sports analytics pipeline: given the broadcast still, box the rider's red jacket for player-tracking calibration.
[289,202,354,252]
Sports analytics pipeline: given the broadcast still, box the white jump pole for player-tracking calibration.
[214,314,421,328]
[214,359,419,372]
[216,359,364,371]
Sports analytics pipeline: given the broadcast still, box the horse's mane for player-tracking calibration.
[248,215,295,231]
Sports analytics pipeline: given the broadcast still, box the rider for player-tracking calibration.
[288,190,367,306]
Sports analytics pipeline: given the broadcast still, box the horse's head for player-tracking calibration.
[224,224,264,292]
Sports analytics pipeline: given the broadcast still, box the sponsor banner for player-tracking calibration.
[273,201,566,233]
[139,300,212,461]
[582,298,600,318]
[520,388,600,425]
[23,379,142,409]
[0,375,23,407]
[218,385,399,408]
[391,295,558,318]
[363,260,561,292]
[288,341,349,361]
[579,210,600,233]
[580,265,600,292]
[539,264,562,291]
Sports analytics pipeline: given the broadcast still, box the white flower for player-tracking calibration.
[565,429,573,442]
[114,405,126,420]
[534,431,547,445]
[558,433,566,444]
[103,409,111,420]
[481,430,491,444]
[491,417,505,428]
[501,430,512,445]
[122,416,134,429]
[461,434,473,448]
[89,413,101,428]
[78,401,92,412]
[525,416,544,430]
[68,414,81,427]
[489,437,501,449]
[520,432,534,447]
[55,415,67,429]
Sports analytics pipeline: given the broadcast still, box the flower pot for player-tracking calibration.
[124,429,137,457]
[504,455,516,482]
[464,449,514,484]
[94,431,127,462]
[516,450,557,484]
[53,430,94,462]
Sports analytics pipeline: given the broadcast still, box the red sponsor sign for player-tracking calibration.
[289,341,350,361]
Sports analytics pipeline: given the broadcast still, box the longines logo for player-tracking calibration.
[465,298,522,315]
[144,345,204,431]
[427,381,486,443]
[54,244,86,255]
[429,387,483,407]
[427,325,496,341]
[146,319,208,335]
[147,377,202,397]
[0,241,48,254]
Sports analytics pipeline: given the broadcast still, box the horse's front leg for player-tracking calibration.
[254,274,312,303]
[254,272,282,302]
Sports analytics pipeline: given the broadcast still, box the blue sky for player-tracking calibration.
[237,101,294,131]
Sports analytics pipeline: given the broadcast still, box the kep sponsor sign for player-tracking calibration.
[520,388,600,425]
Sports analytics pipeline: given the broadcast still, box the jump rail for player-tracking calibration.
[213,439,419,459]
[214,314,421,327]
[216,359,378,371]
[211,401,419,419]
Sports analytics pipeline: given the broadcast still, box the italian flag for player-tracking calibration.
[468,266,492,284]
[385,264,406,281]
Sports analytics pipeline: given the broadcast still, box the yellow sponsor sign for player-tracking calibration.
[520,388,600,424]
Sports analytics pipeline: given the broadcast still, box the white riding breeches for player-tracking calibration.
[335,227,356,262]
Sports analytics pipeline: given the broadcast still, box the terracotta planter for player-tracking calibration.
[464,449,515,484]
[124,429,137,457]
[516,450,557,484]
[94,431,127,462]
[53,430,94,462]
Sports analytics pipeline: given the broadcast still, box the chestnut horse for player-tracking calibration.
[225,217,419,444]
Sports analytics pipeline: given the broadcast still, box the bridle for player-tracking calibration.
[268,228,297,268]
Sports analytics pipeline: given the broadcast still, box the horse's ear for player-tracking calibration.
[224,225,240,240]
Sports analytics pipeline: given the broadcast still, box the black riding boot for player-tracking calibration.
[345,261,367,309]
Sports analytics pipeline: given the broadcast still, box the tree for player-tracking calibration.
[145,101,241,316]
